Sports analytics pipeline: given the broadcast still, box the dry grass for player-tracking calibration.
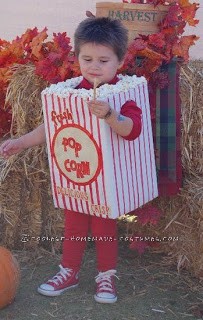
[0,64,64,252]
[179,60,203,175]
[0,244,202,320]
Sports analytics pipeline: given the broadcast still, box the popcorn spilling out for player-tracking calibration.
[42,74,147,99]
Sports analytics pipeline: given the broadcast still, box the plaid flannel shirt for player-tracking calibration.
[150,61,182,196]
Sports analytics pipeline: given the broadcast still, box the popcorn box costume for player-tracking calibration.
[41,75,158,219]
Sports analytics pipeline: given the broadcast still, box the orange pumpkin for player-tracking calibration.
[0,246,20,309]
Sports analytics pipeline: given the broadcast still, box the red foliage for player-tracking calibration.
[126,205,163,254]
[0,29,78,137]
[179,0,199,26]
[129,234,160,254]
[122,0,199,82]
[123,0,143,3]
[135,205,162,225]
[129,238,150,254]
[34,32,76,83]
[172,35,199,61]
[0,107,12,137]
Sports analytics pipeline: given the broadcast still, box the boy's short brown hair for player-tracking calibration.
[74,17,128,61]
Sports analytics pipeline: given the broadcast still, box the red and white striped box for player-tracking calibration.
[41,75,158,219]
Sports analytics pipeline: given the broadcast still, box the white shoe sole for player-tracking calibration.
[94,294,117,303]
[37,283,79,297]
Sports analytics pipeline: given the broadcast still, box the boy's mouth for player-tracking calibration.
[89,74,101,77]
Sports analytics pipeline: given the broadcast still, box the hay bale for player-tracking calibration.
[179,60,203,175]
[6,63,46,136]
[0,64,64,251]
[157,175,203,278]
[0,159,21,248]
[122,173,203,278]
[0,146,46,250]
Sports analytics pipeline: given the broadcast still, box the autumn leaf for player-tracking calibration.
[133,58,162,79]
[172,35,199,61]
[58,63,70,81]
[46,52,63,66]
[161,3,182,28]
[0,87,6,108]
[181,5,199,26]
[17,27,39,47]
[129,38,147,51]
[148,33,166,48]
[179,0,199,26]
[52,32,72,52]
[34,32,74,82]
[135,205,162,225]
[0,68,12,85]
[30,28,48,60]
[129,238,149,254]
[70,58,81,77]
[35,55,74,83]
[0,107,12,136]
[0,39,9,47]
[129,233,160,254]
[129,36,167,60]
[159,0,175,3]
[58,59,76,81]
[45,33,72,54]
[35,58,58,83]
[123,0,142,3]
[161,22,186,38]
[139,47,166,61]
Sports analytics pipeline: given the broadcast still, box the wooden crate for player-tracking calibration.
[96,2,169,42]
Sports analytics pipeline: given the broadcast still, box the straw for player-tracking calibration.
[93,78,100,100]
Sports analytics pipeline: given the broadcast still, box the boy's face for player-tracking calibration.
[78,43,123,85]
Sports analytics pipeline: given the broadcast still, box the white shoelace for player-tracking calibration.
[95,270,118,292]
[48,264,73,285]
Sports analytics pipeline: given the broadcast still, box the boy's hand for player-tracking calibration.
[87,100,111,119]
[0,138,24,158]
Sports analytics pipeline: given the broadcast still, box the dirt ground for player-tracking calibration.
[0,242,203,320]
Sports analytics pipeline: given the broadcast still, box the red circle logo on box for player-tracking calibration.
[52,124,102,185]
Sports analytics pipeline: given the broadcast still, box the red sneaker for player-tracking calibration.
[94,269,118,303]
[37,264,79,297]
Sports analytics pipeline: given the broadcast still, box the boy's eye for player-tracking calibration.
[84,59,91,62]
[100,60,108,63]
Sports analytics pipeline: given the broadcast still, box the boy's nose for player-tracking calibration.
[91,61,100,69]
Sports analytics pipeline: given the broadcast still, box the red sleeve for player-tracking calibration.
[120,100,142,141]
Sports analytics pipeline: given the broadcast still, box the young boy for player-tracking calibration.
[0,17,142,303]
